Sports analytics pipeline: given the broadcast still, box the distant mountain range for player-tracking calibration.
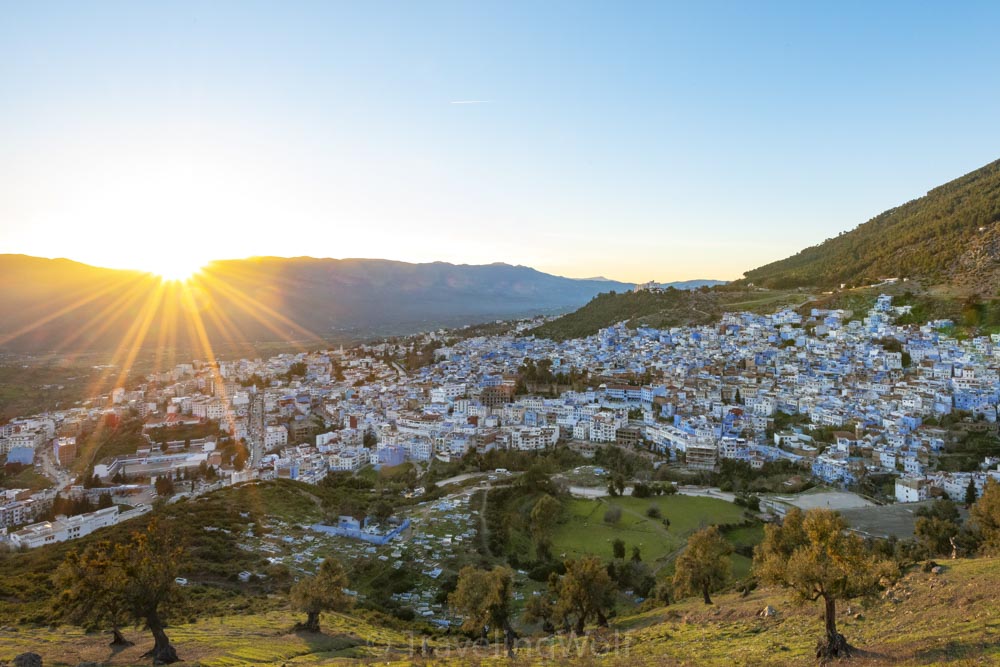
[14,157,993,354]
[0,255,636,353]
[743,158,1000,290]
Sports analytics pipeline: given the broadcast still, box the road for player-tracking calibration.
[35,448,74,493]
[435,472,485,487]
[568,485,612,498]
[675,485,737,502]
[434,472,736,503]
[567,483,735,502]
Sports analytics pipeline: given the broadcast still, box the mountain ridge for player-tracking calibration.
[0,255,636,353]
[532,158,1000,339]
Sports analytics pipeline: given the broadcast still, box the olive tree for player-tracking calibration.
[553,555,616,634]
[672,525,732,605]
[54,519,185,664]
[754,508,897,658]
[449,565,516,654]
[53,540,134,647]
[970,479,1000,555]
[290,558,352,632]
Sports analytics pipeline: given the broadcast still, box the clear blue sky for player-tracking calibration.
[2,1,999,282]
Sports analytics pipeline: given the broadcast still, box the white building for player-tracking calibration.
[329,448,364,471]
[316,431,338,448]
[0,430,45,456]
[590,413,623,443]
[430,383,466,403]
[192,398,226,421]
[509,426,558,451]
[264,425,288,449]
[404,439,433,461]
[9,506,119,549]
[894,476,928,503]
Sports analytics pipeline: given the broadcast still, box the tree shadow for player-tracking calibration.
[104,630,136,658]
[108,641,134,656]
[907,639,995,665]
[842,646,891,662]
[288,626,361,656]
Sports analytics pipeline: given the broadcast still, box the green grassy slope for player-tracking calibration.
[551,496,748,565]
[2,557,997,666]
[528,287,806,341]
[744,158,1000,289]
[0,480,338,625]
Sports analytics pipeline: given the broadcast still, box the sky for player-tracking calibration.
[2,2,1000,283]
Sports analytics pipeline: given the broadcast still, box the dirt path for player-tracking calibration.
[477,487,493,559]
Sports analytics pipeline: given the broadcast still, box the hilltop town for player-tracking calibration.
[6,4,1000,664]
[3,290,998,551]
[1,287,1000,666]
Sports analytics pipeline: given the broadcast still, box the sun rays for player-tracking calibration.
[149,259,208,283]
[4,263,328,424]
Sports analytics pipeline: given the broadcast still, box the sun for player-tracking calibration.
[148,258,207,282]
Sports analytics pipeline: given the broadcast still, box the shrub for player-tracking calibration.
[528,561,565,582]
[632,482,652,498]
[734,492,761,511]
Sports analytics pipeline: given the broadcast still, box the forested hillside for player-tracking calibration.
[743,158,1000,289]
[528,287,805,341]
[528,289,716,340]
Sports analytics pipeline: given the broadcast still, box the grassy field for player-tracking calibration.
[550,495,750,566]
[724,524,764,580]
[220,479,328,524]
[606,557,1000,667]
[724,524,764,548]
[0,609,413,667]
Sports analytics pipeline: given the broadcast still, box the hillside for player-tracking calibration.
[531,159,1000,340]
[0,481,329,626]
[1,556,996,665]
[528,287,807,341]
[0,255,632,353]
[744,158,1000,290]
[2,470,999,666]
